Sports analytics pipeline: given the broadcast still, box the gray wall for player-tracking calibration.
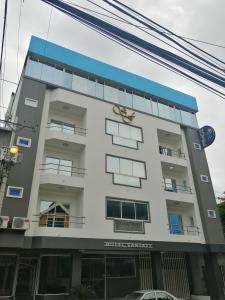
[1,78,46,218]
[0,128,11,147]
[184,127,225,245]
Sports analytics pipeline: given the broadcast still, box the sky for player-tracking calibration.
[0,0,225,197]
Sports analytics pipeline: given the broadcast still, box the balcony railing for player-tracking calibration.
[168,224,200,236]
[40,163,86,177]
[34,214,85,228]
[159,146,185,159]
[163,182,192,194]
[47,122,87,136]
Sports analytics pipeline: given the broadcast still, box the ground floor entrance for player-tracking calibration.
[0,250,224,300]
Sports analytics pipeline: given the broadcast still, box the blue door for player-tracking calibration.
[168,213,183,234]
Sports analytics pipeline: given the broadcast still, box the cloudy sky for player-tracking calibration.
[0,0,225,196]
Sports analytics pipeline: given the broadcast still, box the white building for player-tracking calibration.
[0,36,225,300]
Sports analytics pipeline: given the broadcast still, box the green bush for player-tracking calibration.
[70,285,96,300]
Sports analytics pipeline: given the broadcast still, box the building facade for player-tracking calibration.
[0,36,225,300]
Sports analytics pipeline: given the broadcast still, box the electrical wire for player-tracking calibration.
[41,0,225,99]
[80,0,225,78]
[107,0,225,67]
[102,0,225,72]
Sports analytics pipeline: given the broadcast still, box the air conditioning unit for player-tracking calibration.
[0,216,9,229]
[12,217,30,230]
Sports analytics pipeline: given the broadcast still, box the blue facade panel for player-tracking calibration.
[28,36,198,112]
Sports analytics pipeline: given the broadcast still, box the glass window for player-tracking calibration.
[96,80,104,99]
[142,292,157,300]
[119,123,130,138]
[106,199,149,221]
[59,159,72,176]
[126,292,146,300]
[104,85,119,103]
[107,257,136,278]
[156,292,173,299]
[133,94,145,112]
[120,159,133,176]
[24,97,38,107]
[118,89,126,105]
[113,136,137,148]
[106,120,119,135]
[131,127,142,141]
[45,157,59,174]
[106,120,142,149]
[122,202,135,219]
[114,174,140,187]
[145,98,152,114]
[124,90,133,107]
[107,156,146,187]
[158,102,170,119]
[168,106,176,121]
[0,255,17,296]
[175,108,182,123]
[135,203,149,221]
[38,256,72,294]
[64,69,73,89]
[133,161,145,178]
[87,78,96,97]
[152,100,158,116]
[82,258,104,280]
[25,58,42,79]
[107,200,121,218]
[73,74,89,94]
[106,156,119,173]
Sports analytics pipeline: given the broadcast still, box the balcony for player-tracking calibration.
[34,186,85,230]
[159,146,185,159]
[40,162,85,189]
[157,129,186,165]
[167,200,200,236]
[161,162,192,195]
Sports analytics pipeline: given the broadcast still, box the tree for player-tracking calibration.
[218,201,225,233]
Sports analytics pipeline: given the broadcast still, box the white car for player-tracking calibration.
[125,290,179,300]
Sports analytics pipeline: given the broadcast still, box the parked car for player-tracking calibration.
[125,290,179,300]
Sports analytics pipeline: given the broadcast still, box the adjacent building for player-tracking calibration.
[0,36,225,300]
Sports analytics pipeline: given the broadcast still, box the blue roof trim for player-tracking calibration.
[28,36,198,112]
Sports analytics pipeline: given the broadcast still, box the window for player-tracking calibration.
[39,201,70,228]
[24,97,38,107]
[106,198,149,221]
[49,120,75,134]
[194,142,201,150]
[0,255,17,296]
[163,178,177,192]
[6,186,23,198]
[207,210,216,219]
[107,257,136,278]
[38,256,72,294]
[16,136,32,148]
[44,157,73,176]
[106,119,143,149]
[142,293,157,300]
[200,174,209,182]
[106,155,146,187]
[156,292,174,300]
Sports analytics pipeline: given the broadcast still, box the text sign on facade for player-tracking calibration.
[104,241,153,249]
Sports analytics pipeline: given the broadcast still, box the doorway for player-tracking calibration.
[14,257,38,300]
